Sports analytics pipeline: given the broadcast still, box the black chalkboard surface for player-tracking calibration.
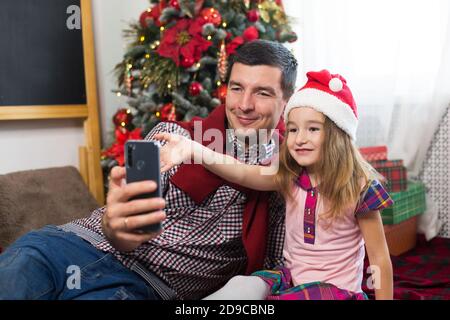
[0,0,104,205]
[0,0,86,106]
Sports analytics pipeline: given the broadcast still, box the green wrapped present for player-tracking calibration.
[381,181,426,225]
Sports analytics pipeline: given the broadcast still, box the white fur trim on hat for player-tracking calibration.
[284,88,358,141]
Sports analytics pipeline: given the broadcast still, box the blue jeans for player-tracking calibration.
[0,225,161,300]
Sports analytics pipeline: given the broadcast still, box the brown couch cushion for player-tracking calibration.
[0,166,100,249]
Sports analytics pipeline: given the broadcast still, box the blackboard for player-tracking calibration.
[0,0,104,204]
[0,0,86,106]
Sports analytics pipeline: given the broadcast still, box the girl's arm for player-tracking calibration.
[154,133,277,191]
[357,210,393,300]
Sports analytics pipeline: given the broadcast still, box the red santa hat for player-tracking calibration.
[284,69,358,141]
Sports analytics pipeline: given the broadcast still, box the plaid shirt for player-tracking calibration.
[61,122,285,300]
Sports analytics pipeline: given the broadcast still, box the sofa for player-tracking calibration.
[0,166,100,250]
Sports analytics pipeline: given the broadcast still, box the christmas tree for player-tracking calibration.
[101,0,297,173]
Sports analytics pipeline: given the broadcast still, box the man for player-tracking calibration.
[0,40,297,300]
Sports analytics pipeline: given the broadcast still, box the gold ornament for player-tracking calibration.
[273,10,286,26]
[125,63,133,96]
[218,41,228,82]
[258,0,287,26]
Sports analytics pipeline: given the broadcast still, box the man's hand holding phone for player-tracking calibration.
[102,166,166,252]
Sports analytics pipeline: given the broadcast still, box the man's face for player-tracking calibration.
[225,63,287,139]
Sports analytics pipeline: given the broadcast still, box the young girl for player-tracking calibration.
[155,70,394,300]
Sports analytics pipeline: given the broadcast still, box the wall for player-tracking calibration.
[0,120,85,174]
[0,0,148,174]
[92,0,149,146]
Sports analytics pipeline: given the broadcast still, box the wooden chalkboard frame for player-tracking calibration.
[0,0,104,204]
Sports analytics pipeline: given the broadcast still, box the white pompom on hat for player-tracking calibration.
[284,69,358,141]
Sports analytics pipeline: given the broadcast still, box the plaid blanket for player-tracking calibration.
[362,235,450,300]
[252,268,368,300]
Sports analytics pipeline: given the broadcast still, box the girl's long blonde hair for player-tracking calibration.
[275,116,383,221]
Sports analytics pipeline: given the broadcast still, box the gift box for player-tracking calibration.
[371,159,407,192]
[359,145,388,162]
[383,216,418,256]
[381,181,426,225]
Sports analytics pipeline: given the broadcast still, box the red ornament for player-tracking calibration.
[288,31,298,43]
[214,84,228,103]
[201,8,222,27]
[247,9,259,22]
[169,0,180,10]
[139,6,163,28]
[113,109,132,128]
[160,103,177,121]
[180,56,195,68]
[189,82,203,96]
[243,26,259,42]
[139,10,153,28]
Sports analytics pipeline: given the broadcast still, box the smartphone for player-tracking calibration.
[125,140,163,233]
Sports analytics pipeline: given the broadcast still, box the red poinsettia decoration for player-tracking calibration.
[102,128,143,166]
[226,36,244,55]
[157,18,212,66]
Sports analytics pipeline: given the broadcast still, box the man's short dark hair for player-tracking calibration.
[227,40,298,100]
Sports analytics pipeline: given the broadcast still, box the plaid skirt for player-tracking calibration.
[252,267,368,300]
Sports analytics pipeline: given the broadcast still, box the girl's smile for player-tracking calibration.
[295,148,314,154]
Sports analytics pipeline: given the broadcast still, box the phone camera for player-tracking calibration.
[127,144,134,167]
[137,160,145,170]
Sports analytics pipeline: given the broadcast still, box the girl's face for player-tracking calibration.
[286,107,326,170]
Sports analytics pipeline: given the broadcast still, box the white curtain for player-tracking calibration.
[283,0,450,237]
[284,0,450,176]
